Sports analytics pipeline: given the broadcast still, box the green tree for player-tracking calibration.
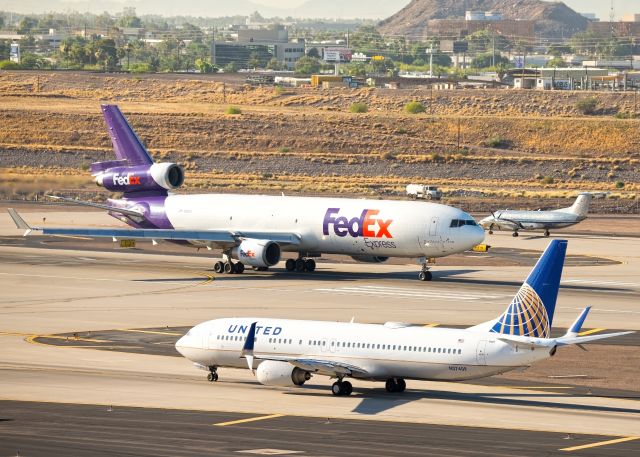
[306,47,320,58]
[17,16,38,34]
[248,52,261,69]
[118,7,142,28]
[294,56,321,75]
[471,52,510,69]
[20,52,46,69]
[266,57,282,70]
[0,40,11,60]
[547,57,565,67]
[195,58,217,73]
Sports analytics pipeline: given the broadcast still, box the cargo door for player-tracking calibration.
[429,217,439,236]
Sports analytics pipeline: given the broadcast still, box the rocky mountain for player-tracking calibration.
[378,0,589,38]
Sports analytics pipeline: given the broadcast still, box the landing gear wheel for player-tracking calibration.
[332,381,353,396]
[512,232,519,237]
[224,262,233,274]
[235,262,245,274]
[295,258,306,272]
[207,372,218,382]
[385,378,398,393]
[418,271,433,281]
[396,378,406,393]
[488,230,493,235]
[304,259,316,272]
[544,229,550,237]
[214,261,224,273]
[285,259,296,272]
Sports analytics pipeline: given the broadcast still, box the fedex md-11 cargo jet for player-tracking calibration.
[175,240,631,396]
[8,105,484,281]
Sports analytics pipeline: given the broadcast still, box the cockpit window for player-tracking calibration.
[450,219,478,228]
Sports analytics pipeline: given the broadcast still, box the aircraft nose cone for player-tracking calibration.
[175,335,188,357]
[472,225,486,246]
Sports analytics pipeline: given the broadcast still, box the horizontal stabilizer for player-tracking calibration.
[46,195,144,218]
[556,331,633,346]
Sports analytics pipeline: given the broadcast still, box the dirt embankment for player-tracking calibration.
[0,71,637,212]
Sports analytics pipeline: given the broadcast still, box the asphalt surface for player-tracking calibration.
[1,400,638,457]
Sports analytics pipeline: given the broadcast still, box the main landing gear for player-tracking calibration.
[385,378,406,393]
[331,379,353,396]
[544,229,550,237]
[207,366,219,382]
[214,251,249,275]
[285,257,316,273]
[418,259,433,281]
[214,260,245,274]
[512,231,519,237]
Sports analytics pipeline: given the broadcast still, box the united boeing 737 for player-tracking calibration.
[8,105,484,281]
[175,240,631,396]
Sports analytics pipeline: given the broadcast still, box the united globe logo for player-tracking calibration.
[490,283,550,338]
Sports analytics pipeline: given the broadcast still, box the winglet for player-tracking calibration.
[7,208,33,236]
[564,306,591,338]
[241,322,257,373]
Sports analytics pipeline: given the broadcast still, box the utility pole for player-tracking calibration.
[457,118,461,152]
[211,27,216,66]
[491,32,495,67]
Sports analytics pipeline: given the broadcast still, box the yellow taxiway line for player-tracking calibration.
[0,332,109,344]
[577,328,605,336]
[560,436,640,452]
[118,329,182,336]
[214,414,285,427]
[423,323,439,328]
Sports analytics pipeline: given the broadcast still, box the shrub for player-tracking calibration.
[575,97,598,115]
[614,112,636,119]
[615,181,625,189]
[349,102,368,113]
[404,101,426,114]
[484,136,511,148]
[0,60,20,70]
[541,176,554,184]
[274,85,284,95]
[380,151,396,160]
[225,106,242,115]
[279,147,291,153]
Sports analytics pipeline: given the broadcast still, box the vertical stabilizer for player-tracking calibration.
[486,240,567,338]
[101,105,154,166]
[563,193,592,218]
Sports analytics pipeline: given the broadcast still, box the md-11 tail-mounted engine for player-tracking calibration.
[350,255,389,263]
[256,360,311,387]
[232,239,281,268]
[94,162,184,194]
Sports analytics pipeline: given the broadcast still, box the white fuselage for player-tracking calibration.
[163,194,485,258]
[176,317,552,382]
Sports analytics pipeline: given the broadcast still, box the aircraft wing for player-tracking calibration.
[486,217,523,231]
[7,209,301,247]
[240,322,369,378]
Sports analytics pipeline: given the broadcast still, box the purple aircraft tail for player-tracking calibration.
[89,105,184,197]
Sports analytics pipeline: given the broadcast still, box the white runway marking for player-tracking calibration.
[314,285,507,301]
[562,279,639,288]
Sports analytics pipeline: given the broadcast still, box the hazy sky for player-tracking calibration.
[254,0,638,20]
[0,0,638,20]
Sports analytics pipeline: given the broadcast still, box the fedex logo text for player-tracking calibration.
[323,208,393,238]
[113,173,141,186]
[240,250,256,258]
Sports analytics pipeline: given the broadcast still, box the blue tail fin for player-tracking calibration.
[101,105,154,166]
[490,240,567,338]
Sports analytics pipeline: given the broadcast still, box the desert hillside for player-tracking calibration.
[0,71,637,214]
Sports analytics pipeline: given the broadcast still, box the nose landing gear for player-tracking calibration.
[418,259,433,281]
[207,367,219,382]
